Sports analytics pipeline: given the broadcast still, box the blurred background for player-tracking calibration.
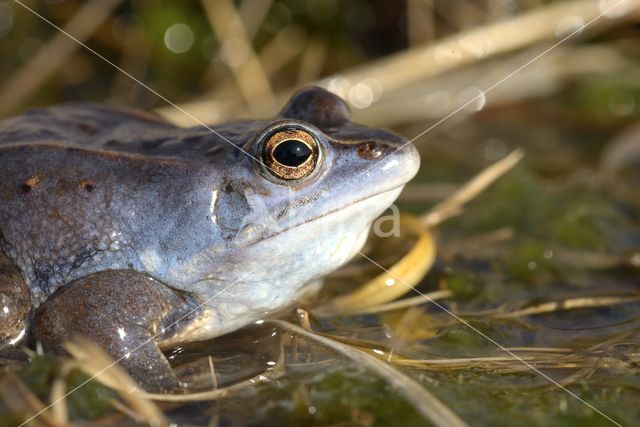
[2,1,640,426]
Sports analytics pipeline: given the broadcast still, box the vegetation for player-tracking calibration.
[1,0,640,426]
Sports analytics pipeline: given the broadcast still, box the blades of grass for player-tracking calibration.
[237,0,274,40]
[332,0,636,97]
[354,44,628,127]
[315,214,436,316]
[48,360,81,425]
[346,290,453,315]
[201,0,274,107]
[107,398,145,423]
[160,0,640,126]
[140,364,284,402]
[296,37,327,85]
[407,0,435,46]
[257,26,307,77]
[465,294,640,320]
[0,0,125,116]
[268,319,470,427]
[0,372,70,427]
[600,121,640,177]
[142,342,286,402]
[422,148,525,227]
[107,15,150,105]
[64,337,168,427]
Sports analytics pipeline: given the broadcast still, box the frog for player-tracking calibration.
[0,87,419,390]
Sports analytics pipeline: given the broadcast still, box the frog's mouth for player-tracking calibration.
[256,185,405,243]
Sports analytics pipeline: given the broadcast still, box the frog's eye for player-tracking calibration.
[261,128,320,181]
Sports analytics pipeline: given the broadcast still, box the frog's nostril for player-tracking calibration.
[80,180,96,193]
[357,141,384,160]
[20,176,40,194]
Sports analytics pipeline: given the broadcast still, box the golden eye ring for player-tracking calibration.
[261,128,320,181]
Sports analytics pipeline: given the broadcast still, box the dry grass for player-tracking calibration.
[1,0,639,425]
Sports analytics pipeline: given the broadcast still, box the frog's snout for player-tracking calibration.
[355,138,420,183]
[356,141,386,160]
[356,139,415,161]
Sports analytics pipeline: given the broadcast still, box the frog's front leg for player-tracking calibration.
[30,270,194,391]
[0,251,32,348]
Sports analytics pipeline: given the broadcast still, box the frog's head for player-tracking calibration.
[189,87,419,324]
[246,86,420,240]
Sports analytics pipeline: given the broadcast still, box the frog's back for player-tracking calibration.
[0,105,243,301]
[0,104,257,155]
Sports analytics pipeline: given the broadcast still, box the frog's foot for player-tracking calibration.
[30,270,190,392]
[0,251,31,349]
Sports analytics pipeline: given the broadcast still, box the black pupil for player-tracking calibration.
[272,139,312,167]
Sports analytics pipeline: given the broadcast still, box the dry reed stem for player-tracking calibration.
[141,360,284,402]
[0,0,125,116]
[422,148,525,226]
[0,372,69,427]
[296,37,327,85]
[269,319,471,427]
[407,0,435,46]
[327,336,637,373]
[257,26,307,77]
[463,294,640,319]
[107,398,145,422]
[48,360,81,425]
[344,290,454,315]
[237,0,274,40]
[65,337,169,426]
[159,0,640,126]
[201,0,273,107]
[107,19,150,104]
[330,0,638,95]
[355,44,628,127]
[208,26,307,103]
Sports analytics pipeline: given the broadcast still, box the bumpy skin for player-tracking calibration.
[0,87,419,390]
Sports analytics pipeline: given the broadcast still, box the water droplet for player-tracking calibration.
[484,138,507,162]
[164,23,194,53]
[459,32,494,58]
[457,87,486,112]
[610,93,635,116]
[325,76,351,99]
[556,15,585,38]
[599,0,632,18]
[348,82,374,109]
[423,91,453,117]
